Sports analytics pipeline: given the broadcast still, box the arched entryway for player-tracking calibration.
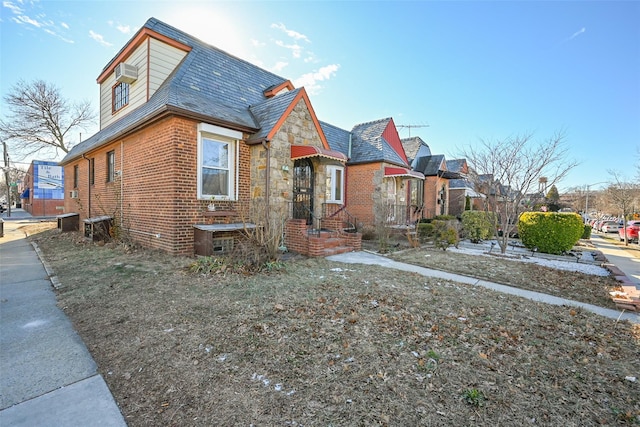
[293,158,314,225]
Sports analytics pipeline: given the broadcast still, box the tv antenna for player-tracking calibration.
[397,123,429,137]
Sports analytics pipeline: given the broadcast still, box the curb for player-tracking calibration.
[31,242,63,290]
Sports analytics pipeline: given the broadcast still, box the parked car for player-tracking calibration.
[600,221,621,233]
[618,220,640,242]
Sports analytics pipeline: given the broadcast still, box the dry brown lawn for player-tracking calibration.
[25,223,640,426]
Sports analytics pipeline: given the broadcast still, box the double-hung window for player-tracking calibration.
[89,158,95,185]
[107,151,115,182]
[73,165,79,189]
[198,123,240,200]
[112,82,129,113]
[326,165,344,204]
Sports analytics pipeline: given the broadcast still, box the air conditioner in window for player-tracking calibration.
[69,190,78,199]
[115,63,138,84]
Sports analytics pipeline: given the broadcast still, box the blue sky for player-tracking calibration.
[1,0,639,192]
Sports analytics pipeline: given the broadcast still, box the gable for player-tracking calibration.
[381,118,409,164]
[248,88,330,149]
[98,35,190,130]
[349,118,408,166]
[63,17,292,165]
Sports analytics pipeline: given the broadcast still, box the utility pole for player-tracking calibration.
[2,139,11,217]
[397,124,429,137]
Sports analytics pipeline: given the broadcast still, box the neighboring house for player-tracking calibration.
[21,160,65,217]
[403,137,457,218]
[59,17,357,256]
[321,118,425,228]
[445,158,484,217]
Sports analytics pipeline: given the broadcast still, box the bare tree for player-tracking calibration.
[605,171,640,246]
[0,79,95,159]
[462,131,577,254]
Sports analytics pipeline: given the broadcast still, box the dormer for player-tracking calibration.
[263,80,294,98]
[96,27,191,130]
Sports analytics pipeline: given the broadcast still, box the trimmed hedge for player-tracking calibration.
[582,224,592,239]
[417,222,435,243]
[461,211,495,243]
[518,212,584,255]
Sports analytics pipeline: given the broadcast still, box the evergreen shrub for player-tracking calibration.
[518,212,584,254]
[461,211,495,243]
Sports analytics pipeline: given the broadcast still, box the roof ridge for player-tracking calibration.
[144,17,290,84]
[351,117,391,130]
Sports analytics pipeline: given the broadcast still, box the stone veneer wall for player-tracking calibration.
[251,98,335,220]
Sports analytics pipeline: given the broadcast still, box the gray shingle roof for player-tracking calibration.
[414,154,446,176]
[449,178,474,190]
[62,17,290,164]
[446,159,467,174]
[248,88,303,143]
[401,137,430,163]
[349,118,406,166]
[320,121,352,156]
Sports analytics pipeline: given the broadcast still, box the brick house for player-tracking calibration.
[320,118,425,228]
[59,17,358,256]
[402,136,458,219]
[445,158,484,217]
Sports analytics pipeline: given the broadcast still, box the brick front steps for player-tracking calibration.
[285,219,362,257]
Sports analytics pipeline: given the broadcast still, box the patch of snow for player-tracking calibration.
[449,242,609,276]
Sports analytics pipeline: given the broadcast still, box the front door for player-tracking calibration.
[293,159,314,225]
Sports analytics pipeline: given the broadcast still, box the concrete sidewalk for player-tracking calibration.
[327,251,640,324]
[0,210,127,426]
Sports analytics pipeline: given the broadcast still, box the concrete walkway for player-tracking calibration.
[326,251,640,324]
[0,210,127,426]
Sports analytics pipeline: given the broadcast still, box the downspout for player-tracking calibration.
[262,140,270,221]
[82,154,91,217]
[120,140,124,227]
[345,134,352,206]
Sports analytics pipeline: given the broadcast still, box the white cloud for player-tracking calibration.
[116,24,131,34]
[89,30,113,47]
[561,27,586,44]
[293,64,340,95]
[61,21,69,29]
[275,40,303,58]
[12,14,42,27]
[3,1,23,14]
[271,23,310,43]
[271,61,288,72]
[108,20,132,34]
[568,27,586,40]
[251,38,266,48]
[43,28,74,44]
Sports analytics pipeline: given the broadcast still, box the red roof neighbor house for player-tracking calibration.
[60,17,359,257]
[402,136,459,219]
[320,118,425,229]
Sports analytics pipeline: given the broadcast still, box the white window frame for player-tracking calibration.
[197,123,241,201]
[326,165,344,204]
[386,177,397,201]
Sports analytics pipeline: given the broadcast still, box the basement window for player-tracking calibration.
[211,238,234,254]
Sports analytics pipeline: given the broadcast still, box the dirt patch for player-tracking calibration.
[28,225,640,426]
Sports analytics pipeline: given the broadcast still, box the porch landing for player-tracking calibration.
[285,219,362,257]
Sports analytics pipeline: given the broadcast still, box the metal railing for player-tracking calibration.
[288,202,322,236]
[322,203,358,232]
